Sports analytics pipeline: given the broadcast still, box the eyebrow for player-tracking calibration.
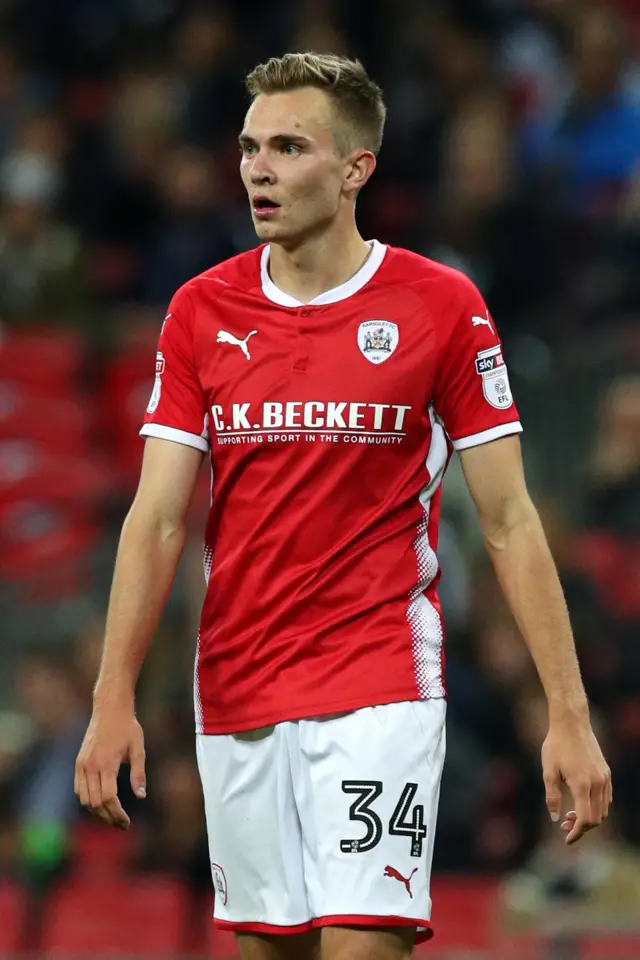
[238,133,312,148]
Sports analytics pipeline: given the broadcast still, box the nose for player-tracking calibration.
[249,151,275,185]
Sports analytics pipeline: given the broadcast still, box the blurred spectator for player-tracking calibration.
[0,781,19,878]
[585,375,640,536]
[0,711,31,879]
[443,574,544,873]
[0,115,88,325]
[501,813,640,939]
[172,7,244,148]
[428,92,564,326]
[72,614,105,702]
[521,3,640,214]
[0,43,51,156]
[290,4,350,57]
[8,648,86,890]
[573,377,639,683]
[143,145,237,305]
[573,375,640,843]
[135,752,210,895]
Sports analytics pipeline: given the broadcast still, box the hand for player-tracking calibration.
[74,701,146,830]
[541,718,612,844]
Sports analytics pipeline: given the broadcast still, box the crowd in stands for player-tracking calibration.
[0,0,638,955]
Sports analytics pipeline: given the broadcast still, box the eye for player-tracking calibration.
[241,143,257,157]
[281,143,301,156]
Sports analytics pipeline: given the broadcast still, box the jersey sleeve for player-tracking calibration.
[139,286,209,452]
[432,274,522,451]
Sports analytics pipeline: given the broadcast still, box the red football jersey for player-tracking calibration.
[141,242,522,734]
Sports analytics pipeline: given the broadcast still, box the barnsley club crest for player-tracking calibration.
[211,862,228,905]
[358,320,399,364]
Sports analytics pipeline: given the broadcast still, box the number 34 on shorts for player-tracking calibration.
[197,699,445,935]
[340,781,427,857]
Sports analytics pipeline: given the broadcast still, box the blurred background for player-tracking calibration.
[0,0,638,957]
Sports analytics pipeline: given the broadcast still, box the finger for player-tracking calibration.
[78,764,120,828]
[129,736,147,800]
[84,767,104,814]
[567,820,598,844]
[543,769,563,822]
[604,773,613,817]
[561,810,577,832]
[566,780,593,844]
[76,765,92,811]
[73,762,82,801]
[600,768,612,816]
[99,771,130,830]
[85,772,121,828]
[590,775,606,826]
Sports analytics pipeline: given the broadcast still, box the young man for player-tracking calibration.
[75,53,611,960]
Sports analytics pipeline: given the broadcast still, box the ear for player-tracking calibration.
[343,150,376,198]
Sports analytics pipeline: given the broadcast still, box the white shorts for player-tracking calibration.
[196,698,446,944]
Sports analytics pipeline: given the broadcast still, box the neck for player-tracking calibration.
[267,224,371,304]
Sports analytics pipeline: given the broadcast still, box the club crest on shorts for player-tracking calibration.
[211,862,228,905]
[358,320,398,364]
[146,351,165,414]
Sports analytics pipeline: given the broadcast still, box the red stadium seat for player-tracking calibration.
[102,345,154,489]
[210,924,240,958]
[102,344,215,501]
[41,876,190,957]
[499,932,640,960]
[0,881,26,956]
[0,392,94,457]
[187,893,237,958]
[0,328,84,396]
[0,447,109,507]
[580,934,640,959]
[418,876,499,954]
[70,821,137,878]
[195,878,502,959]
[0,504,99,598]
[198,879,502,959]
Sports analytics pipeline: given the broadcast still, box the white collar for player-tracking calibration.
[260,239,387,307]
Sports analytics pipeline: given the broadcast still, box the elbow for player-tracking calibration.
[122,500,187,551]
[480,495,539,553]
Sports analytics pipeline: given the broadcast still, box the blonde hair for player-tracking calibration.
[245,52,386,156]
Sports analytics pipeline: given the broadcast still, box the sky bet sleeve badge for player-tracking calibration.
[475,345,513,410]
[146,351,165,414]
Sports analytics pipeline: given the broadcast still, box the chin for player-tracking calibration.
[253,220,295,245]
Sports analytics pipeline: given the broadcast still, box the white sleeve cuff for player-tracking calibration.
[452,421,522,451]
[140,423,209,453]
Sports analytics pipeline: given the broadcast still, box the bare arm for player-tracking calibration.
[460,435,611,842]
[460,436,586,718]
[94,437,203,703]
[75,437,203,828]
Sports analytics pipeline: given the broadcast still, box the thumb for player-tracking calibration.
[544,770,562,822]
[129,735,147,799]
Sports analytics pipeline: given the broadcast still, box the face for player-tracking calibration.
[443,101,510,211]
[239,87,370,246]
[572,7,623,97]
[18,661,76,731]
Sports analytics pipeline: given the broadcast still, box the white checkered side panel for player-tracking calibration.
[193,630,204,734]
[407,406,448,698]
[407,511,445,697]
[203,544,213,584]
[194,542,214,733]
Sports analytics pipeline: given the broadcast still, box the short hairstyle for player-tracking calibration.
[245,52,386,157]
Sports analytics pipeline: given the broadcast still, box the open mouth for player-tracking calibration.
[253,197,281,216]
